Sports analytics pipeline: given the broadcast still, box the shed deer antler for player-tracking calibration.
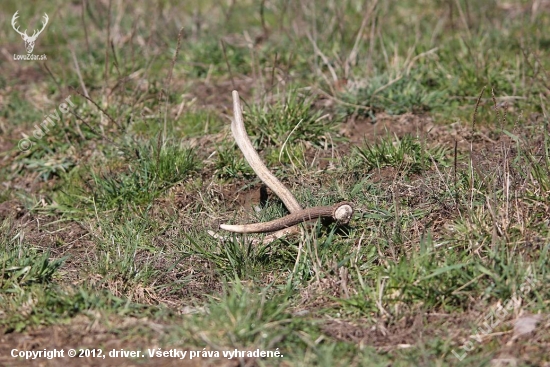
[218,91,353,237]
[12,11,49,54]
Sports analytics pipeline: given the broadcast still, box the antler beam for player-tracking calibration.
[11,11,26,37]
[220,201,353,233]
[33,13,49,38]
[219,91,353,235]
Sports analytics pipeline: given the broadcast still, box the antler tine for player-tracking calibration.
[231,90,302,213]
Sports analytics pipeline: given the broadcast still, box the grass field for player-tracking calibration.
[1,1,549,366]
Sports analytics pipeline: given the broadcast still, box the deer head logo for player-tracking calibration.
[11,11,49,54]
